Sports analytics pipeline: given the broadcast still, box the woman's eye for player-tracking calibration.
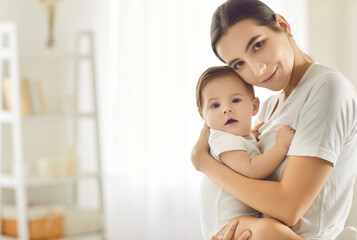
[254,41,264,51]
[211,103,220,109]
[232,98,241,103]
[234,61,245,70]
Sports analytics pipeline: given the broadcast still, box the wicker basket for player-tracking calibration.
[1,205,64,240]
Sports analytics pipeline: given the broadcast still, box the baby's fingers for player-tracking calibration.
[252,121,265,132]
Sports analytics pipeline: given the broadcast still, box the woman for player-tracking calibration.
[191,0,357,239]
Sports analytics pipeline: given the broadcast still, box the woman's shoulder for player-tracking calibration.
[300,63,355,97]
[306,63,351,87]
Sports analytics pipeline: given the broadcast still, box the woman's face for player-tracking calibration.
[216,17,295,91]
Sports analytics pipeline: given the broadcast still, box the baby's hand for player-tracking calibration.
[276,125,295,149]
[251,121,264,140]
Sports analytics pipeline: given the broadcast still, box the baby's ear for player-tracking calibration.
[252,97,260,116]
[199,109,203,119]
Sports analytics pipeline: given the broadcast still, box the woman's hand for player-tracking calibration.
[210,221,251,240]
[251,122,264,140]
[191,124,210,171]
[215,216,305,240]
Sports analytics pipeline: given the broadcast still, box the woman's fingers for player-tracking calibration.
[237,231,252,240]
[211,219,253,240]
[222,220,252,240]
[191,124,211,170]
[222,220,238,239]
[200,124,210,139]
[210,221,238,240]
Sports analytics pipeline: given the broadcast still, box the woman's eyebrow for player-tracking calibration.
[227,34,262,67]
[245,34,261,51]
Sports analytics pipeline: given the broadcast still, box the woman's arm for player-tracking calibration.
[192,125,333,226]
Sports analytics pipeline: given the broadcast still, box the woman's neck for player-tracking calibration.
[282,43,313,101]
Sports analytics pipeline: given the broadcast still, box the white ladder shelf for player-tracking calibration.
[0,23,105,240]
[0,21,29,240]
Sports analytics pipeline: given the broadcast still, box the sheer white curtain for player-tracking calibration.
[100,1,223,239]
[98,1,308,239]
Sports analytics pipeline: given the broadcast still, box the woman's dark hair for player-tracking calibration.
[211,0,280,62]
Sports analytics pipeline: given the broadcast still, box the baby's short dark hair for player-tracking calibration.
[196,66,255,111]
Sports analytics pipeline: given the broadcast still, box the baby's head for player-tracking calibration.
[196,66,259,136]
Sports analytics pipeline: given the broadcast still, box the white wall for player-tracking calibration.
[308,0,357,89]
[307,0,357,227]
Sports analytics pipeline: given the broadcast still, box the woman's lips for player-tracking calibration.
[263,67,278,84]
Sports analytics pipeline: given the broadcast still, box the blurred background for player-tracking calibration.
[0,0,356,239]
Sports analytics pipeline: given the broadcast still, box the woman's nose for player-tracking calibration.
[251,62,266,77]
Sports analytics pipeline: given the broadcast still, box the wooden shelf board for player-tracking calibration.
[0,231,105,240]
[26,174,101,187]
[59,231,105,240]
[0,111,14,123]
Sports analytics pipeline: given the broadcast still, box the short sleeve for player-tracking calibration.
[288,73,355,164]
[209,130,246,158]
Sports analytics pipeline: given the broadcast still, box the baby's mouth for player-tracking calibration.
[225,118,238,125]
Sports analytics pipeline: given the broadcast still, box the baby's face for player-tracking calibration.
[201,75,258,137]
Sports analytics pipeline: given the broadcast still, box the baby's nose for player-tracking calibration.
[223,107,233,114]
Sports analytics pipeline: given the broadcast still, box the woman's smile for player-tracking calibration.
[262,66,278,84]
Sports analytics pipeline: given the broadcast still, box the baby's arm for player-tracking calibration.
[220,125,295,179]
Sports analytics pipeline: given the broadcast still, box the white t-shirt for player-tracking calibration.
[256,63,357,239]
[199,129,261,240]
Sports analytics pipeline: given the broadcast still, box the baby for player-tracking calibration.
[196,66,295,239]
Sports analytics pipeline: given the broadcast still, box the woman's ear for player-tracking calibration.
[252,97,260,116]
[275,14,291,35]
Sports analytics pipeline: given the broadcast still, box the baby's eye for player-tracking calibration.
[211,103,220,109]
[254,41,264,51]
[234,61,245,70]
[232,98,241,103]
